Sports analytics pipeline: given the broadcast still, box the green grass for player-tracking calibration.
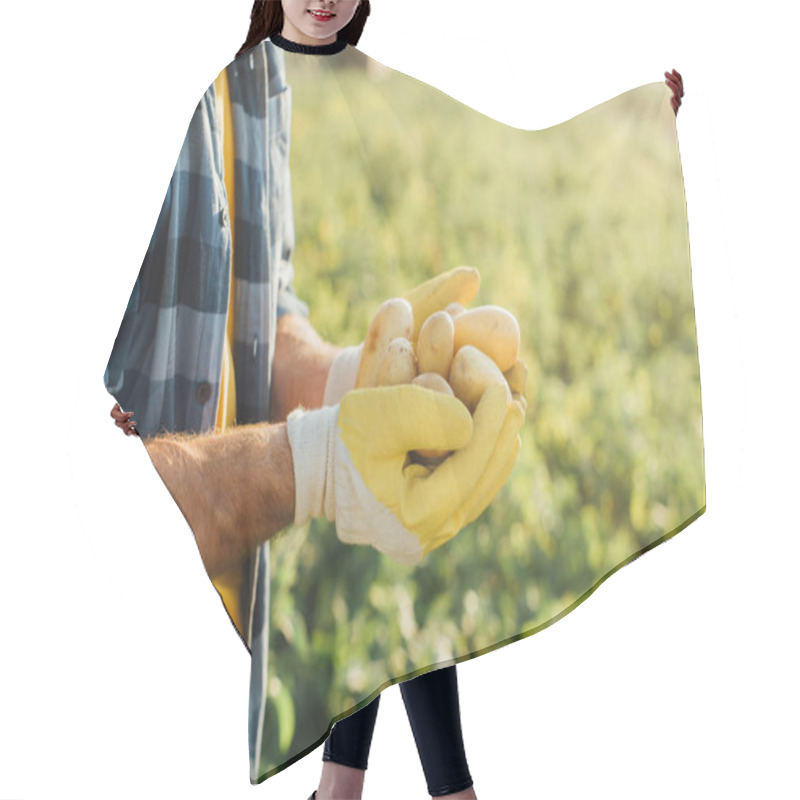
[256,60,704,779]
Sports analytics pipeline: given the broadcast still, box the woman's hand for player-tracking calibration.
[665,69,684,116]
[111,402,139,436]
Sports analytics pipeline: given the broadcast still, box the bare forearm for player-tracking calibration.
[143,423,295,579]
[270,313,339,421]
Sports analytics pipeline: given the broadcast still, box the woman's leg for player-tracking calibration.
[316,694,382,800]
[400,665,476,798]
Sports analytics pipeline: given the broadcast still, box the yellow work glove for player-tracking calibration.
[323,267,481,405]
[287,383,524,566]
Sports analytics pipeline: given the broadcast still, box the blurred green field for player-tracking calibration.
[258,58,704,776]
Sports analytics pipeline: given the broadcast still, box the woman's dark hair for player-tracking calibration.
[236,1,371,59]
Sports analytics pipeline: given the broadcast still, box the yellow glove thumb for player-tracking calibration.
[338,384,473,462]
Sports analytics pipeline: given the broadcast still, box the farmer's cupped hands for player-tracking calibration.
[288,380,525,566]
[303,265,529,565]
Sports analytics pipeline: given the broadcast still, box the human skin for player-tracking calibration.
[315,760,477,800]
[281,0,361,46]
[665,68,684,114]
[110,403,137,435]
[143,419,295,579]
[131,313,336,579]
[270,313,339,422]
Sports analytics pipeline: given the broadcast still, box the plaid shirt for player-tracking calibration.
[104,39,306,436]
[103,39,305,776]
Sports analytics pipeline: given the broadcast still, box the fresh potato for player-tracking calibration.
[356,298,414,388]
[449,345,510,412]
[417,311,455,378]
[412,372,454,395]
[444,302,466,319]
[376,337,418,386]
[410,373,455,465]
[453,305,520,373]
[405,266,480,340]
[503,359,528,396]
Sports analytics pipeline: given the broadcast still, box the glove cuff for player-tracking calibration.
[322,343,363,406]
[286,404,339,526]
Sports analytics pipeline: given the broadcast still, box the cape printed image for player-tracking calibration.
[105,37,705,783]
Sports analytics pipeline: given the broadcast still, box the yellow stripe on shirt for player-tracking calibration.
[215,67,237,434]
[211,67,245,640]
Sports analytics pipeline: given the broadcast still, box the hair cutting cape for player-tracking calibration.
[105,35,705,784]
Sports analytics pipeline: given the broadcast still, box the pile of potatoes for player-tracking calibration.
[355,269,527,466]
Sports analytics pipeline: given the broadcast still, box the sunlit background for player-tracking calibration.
[258,55,704,776]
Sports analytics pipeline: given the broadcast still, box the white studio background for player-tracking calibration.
[1,1,797,798]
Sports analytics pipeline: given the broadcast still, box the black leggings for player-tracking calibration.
[323,665,473,797]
